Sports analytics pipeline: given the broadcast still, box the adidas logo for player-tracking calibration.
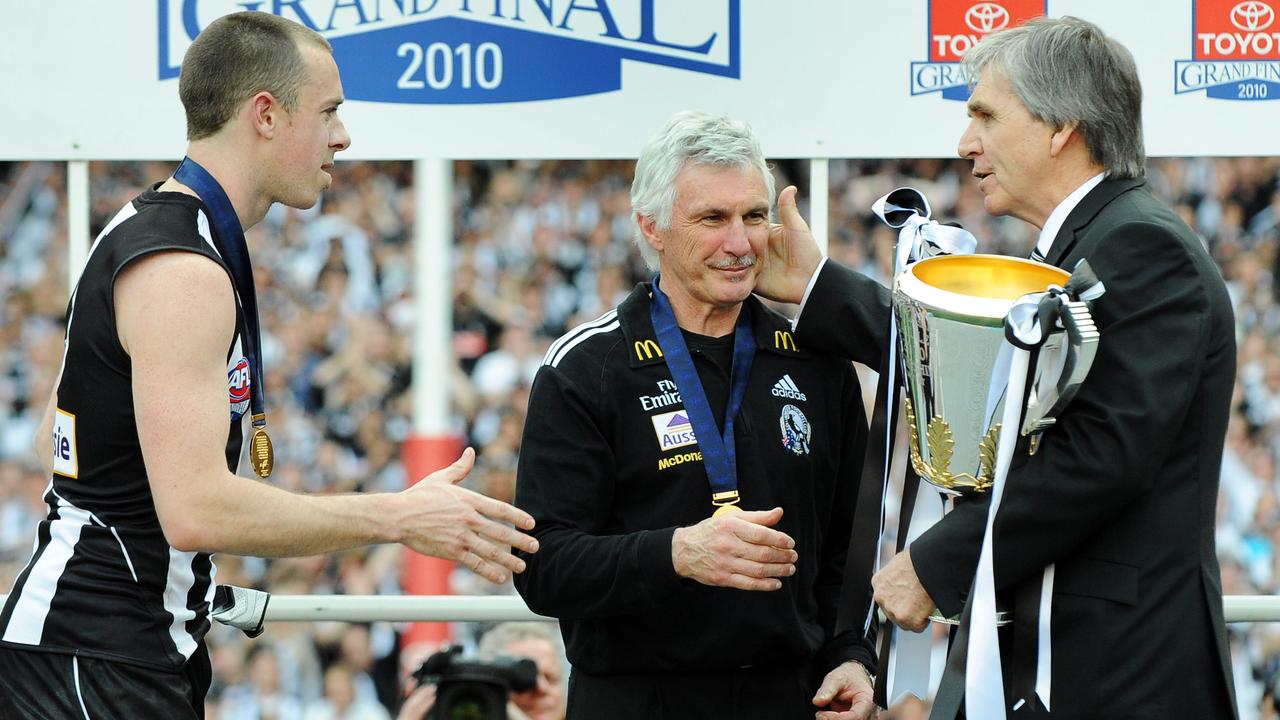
[771,374,807,401]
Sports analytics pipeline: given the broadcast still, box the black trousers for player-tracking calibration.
[0,643,211,719]
[566,662,819,720]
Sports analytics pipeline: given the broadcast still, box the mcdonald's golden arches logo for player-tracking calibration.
[774,330,798,352]
[634,339,664,360]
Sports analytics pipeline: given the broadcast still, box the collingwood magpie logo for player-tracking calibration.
[771,374,806,402]
[159,1,741,104]
[780,404,810,456]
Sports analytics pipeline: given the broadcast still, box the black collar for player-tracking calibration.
[1045,177,1145,267]
[617,283,811,368]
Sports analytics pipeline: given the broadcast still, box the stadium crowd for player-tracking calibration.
[0,155,1277,718]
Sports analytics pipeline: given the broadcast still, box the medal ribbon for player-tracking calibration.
[173,157,272,477]
[649,277,755,509]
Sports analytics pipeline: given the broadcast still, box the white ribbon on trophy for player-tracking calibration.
[966,269,1105,718]
[869,188,976,704]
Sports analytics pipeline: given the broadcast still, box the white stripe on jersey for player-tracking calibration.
[195,211,221,258]
[163,546,201,661]
[50,488,140,584]
[2,498,93,645]
[73,657,90,720]
[546,319,622,368]
[542,310,618,366]
[108,527,138,583]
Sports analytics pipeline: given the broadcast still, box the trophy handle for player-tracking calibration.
[1021,300,1100,435]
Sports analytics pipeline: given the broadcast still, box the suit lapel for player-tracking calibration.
[1044,178,1144,268]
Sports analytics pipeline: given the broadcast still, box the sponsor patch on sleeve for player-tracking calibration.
[52,408,78,478]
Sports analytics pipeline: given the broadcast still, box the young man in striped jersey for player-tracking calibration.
[0,12,536,718]
[513,111,877,719]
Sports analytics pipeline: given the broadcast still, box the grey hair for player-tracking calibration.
[630,110,776,271]
[962,16,1145,180]
[476,622,560,660]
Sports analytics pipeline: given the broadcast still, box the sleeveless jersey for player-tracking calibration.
[0,187,249,670]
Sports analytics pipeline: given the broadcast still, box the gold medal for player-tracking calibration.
[250,414,274,479]
[712,503,744,518]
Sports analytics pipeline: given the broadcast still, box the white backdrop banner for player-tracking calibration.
[2,0,1278,159]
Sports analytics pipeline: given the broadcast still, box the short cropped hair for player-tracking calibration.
[630,111,775,270]
[963,16,1145,179]
[179,11,332,140]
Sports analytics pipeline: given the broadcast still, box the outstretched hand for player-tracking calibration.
[399,448,539,584]
[755,185,825,305]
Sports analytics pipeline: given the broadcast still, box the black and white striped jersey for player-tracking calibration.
[0,187,248,671]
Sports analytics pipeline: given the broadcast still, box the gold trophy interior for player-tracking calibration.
[894,255,1072,495]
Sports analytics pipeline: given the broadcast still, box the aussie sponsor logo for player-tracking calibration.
[53,409,78,478]
[1175,0,1280,100]
[780,403,810,456]
[158,1,740,104]
[229,356,251,422]
[771,374,807,402]
[640,379,682,411]
[651,409,697,451]
[658,450,703,471]
[910,0,1046,101]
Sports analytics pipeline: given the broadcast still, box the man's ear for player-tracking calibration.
[637,212,663,254]
[249,91,279,140]
[1049,121,1079,158]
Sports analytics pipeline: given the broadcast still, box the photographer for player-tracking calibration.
[398,623,565,720]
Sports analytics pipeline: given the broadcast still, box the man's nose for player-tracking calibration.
[723,217,751,255]
[332,118,352,152]
[957,120,979,159]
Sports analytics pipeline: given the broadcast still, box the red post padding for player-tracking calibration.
[399,433,464,650]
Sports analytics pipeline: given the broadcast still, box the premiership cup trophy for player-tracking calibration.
[894,254,1100,496]
[870,189,1104,704]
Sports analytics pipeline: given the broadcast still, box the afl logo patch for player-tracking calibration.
[228,357,251,421]
[780,404,811,456]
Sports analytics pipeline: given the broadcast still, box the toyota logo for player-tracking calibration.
[1231,1,1275,31]
[965,3,1011,33]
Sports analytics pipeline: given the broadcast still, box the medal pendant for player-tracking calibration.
[250,426,274,479]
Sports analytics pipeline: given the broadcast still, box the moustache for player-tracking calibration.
[707,256,756,270]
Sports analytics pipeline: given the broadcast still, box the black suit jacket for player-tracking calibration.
[797,179,1238,719]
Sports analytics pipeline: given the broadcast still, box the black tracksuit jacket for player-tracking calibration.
[514,283,876,681]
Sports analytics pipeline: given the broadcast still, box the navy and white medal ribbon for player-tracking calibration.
[173,157,274,478]
[649,277,755,514]
[967,260,1105,718]
[869,188,977,703]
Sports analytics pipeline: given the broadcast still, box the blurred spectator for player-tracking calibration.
[303,663,392,720]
